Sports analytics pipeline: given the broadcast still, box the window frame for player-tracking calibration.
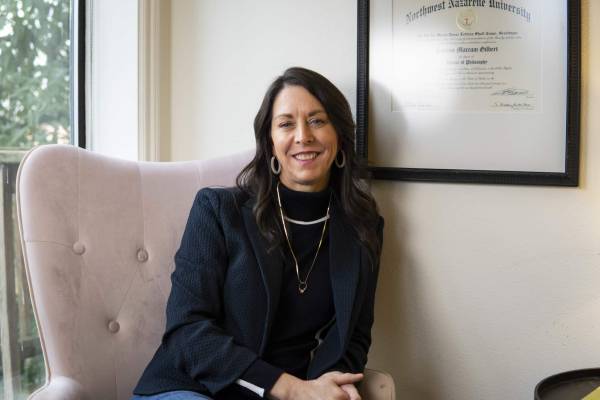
[70,0,86,149]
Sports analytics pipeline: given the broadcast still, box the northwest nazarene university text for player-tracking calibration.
[406,0,532,25]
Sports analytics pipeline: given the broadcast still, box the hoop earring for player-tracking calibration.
[270,156,281,175]
[334,150,346,168]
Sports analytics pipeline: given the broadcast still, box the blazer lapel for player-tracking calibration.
[328,194,361,348]
[241,199,284,355]
[308,194,362,377]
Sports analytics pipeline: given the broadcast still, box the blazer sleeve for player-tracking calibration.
[328,216,384,374]
[162,188,259,395]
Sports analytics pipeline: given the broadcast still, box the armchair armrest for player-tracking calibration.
[28,376,87,400]
[362,368,396,400]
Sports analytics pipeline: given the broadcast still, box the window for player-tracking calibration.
[0,0,83,398]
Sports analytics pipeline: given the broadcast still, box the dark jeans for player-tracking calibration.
[130,391,213,400]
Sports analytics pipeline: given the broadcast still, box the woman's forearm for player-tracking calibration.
[268,373,300,400]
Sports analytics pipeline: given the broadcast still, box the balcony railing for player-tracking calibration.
[0,150,44,400]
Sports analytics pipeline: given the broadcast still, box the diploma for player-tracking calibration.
[391,0,541,113]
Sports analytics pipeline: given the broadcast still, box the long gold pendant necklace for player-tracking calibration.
[276,181,331,294]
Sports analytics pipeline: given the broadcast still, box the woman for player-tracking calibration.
[132,67,384,400]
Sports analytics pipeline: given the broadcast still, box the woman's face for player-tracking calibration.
[270,85,338,192]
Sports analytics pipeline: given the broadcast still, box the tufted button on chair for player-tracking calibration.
[16,144,395,400]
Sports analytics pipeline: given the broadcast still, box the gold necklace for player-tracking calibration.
[276,182,331,294]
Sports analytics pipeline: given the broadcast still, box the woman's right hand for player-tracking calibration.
[269,371,363,400]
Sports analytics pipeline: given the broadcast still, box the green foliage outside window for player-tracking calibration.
[0,0,71,149]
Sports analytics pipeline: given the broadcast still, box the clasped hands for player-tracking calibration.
[268,371,363,400]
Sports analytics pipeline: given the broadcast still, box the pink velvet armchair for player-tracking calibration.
[16,144,395,400]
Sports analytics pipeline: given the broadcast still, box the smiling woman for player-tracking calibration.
[270,85,339,192]
[132,67,383,400]
[237,67,379,255]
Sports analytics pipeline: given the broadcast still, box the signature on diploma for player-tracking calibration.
[491,88,530,96]
[492,101,534,110]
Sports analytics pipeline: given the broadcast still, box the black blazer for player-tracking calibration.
[133,187,383,398]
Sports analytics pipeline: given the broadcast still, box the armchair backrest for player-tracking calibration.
[17,144,250,399]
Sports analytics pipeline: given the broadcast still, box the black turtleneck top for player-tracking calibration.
[235,183,336,398]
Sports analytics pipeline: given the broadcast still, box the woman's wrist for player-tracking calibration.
[267,372,301,400]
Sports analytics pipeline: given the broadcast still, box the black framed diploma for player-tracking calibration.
[357,0,581,185]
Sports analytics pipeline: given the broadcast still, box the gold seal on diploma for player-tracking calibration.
[456,8,477,31]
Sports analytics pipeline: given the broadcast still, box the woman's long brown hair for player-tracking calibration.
[236,67,382,266]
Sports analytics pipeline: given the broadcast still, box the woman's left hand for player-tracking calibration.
[340,383,361,400]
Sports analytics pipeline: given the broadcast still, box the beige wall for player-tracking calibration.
[163,1,600,399]
[166,0,357,162]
